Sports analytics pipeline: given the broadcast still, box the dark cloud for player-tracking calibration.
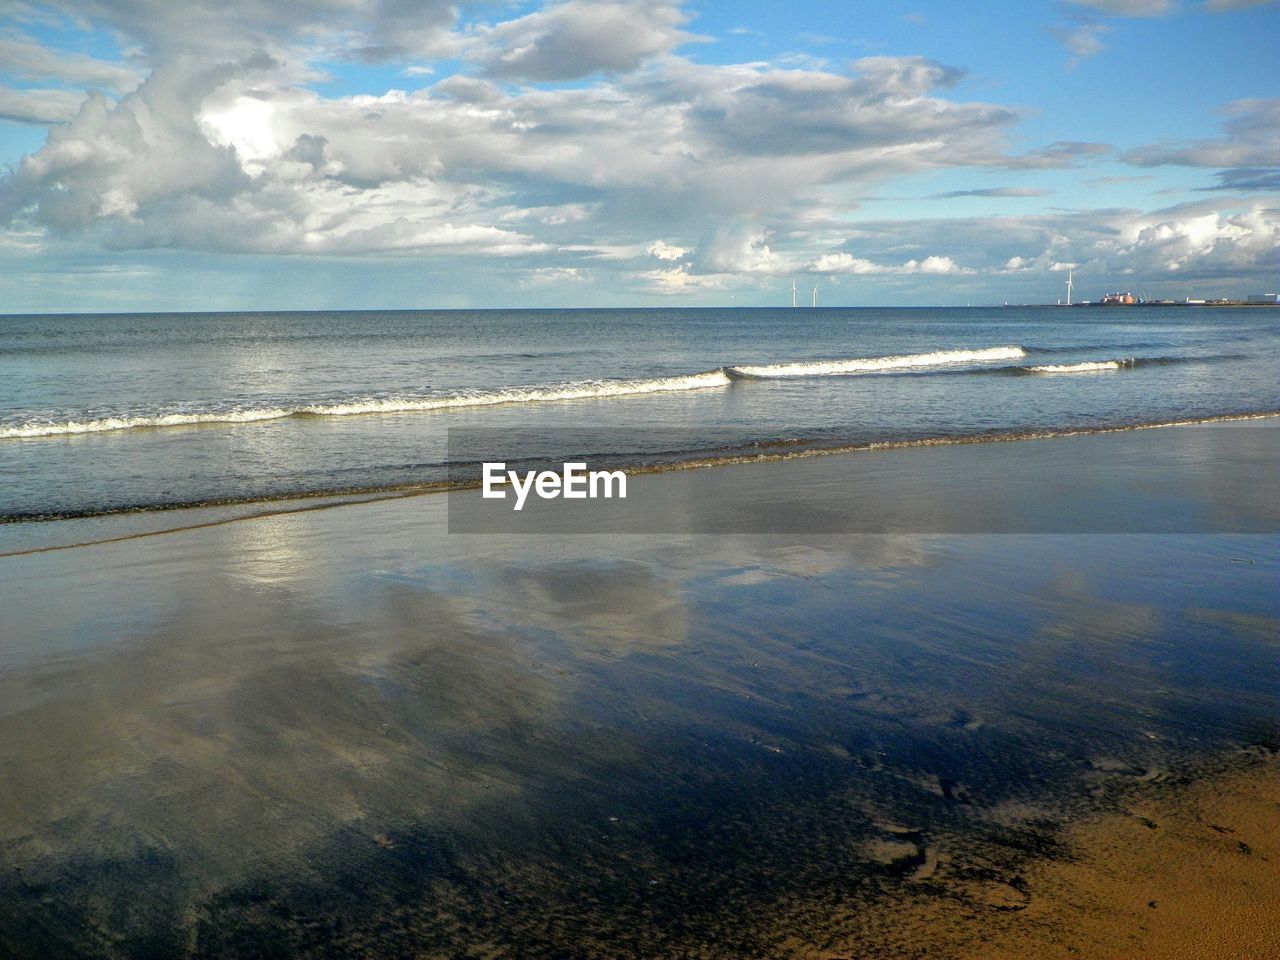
[928,187,1050,199]
[1198,168,1280,191]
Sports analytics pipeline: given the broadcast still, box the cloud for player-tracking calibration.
[807,203,1280,287]
[1010,140,1112,168]
[0,85,90,124]
[1202,0,1278,9]
[1084,174,1157,185]
[1118,205,1280,273]
[0,36,141,92]
[430,75,502,103]
[693,224,784,274]
[1067,0,1176,14]
[1198,168,1280,191]
[521,265,584,287]
[1047,21,1110,64]
[1,64,251,230]
[35,0,460,61]
[9,1,1269,298]
[471,0,695,81]
[647,239,687,260]
[928,187,1049,199]
[1,50,1023,258]
[1123,98,1280,171]
[641,263,727,293]
[810,252,972,275]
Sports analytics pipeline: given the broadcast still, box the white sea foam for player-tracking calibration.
[726,346,1025,378]
[1024,359,1133,374]
[0,407,296,438]
[0,370,734,439]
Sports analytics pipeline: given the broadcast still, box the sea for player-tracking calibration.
[2,305,1278,525]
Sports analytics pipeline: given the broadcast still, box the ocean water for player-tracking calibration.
[1,305,1278,520]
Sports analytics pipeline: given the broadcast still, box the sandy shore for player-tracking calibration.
[802,757,1279,959]
[981,759,1279,960]
[0,423,1276,958]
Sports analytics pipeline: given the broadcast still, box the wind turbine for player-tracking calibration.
[812,286,818,307]
[1065,268,1074,307]
[791,278,797,308]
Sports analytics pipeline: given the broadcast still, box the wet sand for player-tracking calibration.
[0,424,1276,958]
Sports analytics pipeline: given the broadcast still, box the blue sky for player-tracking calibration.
[0,0,1277,310]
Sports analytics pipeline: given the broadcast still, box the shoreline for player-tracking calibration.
[3,409,1277,554]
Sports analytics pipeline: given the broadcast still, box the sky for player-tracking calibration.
[0,0,1277,310]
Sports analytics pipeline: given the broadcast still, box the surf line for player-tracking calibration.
[482,462,627,511]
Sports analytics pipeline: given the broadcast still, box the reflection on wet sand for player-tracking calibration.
[0,457,1276,957]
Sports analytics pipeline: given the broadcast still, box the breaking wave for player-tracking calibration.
[0,370,733,439]
[1023,359,1135,374]
[725,346,1025,378]
[4,344,1105,439]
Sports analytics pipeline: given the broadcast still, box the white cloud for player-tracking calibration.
[693,225,783,274]
[1123,99,1280,171]
[521,265,584,287]
[1047,21,1111,64]
[2,65,250,229]
[808,203,1280,288]
[1010,140,1112,168]
[810,252,972,275]
[647,240,687,260]
[4,1,1274,297]
[0,36,141,92]
[470,0,695,81]
[0,85,90,124]
[1,50,1023,259]
[1118,207,1277,272]
[642,263,727,293]
[35,0,460,61]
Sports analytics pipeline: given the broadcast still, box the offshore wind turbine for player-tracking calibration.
[791,278,797,308]
[1065,268,1074,307]
[812,286,817,307]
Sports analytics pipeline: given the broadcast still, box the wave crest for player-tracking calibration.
[1,346,1040,440]
[726,346,1025,378]
[1024,359,1134,374]
[0,370,733,439]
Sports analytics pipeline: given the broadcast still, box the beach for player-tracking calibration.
[6,0,1280,952]
[1,422,1276,958]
